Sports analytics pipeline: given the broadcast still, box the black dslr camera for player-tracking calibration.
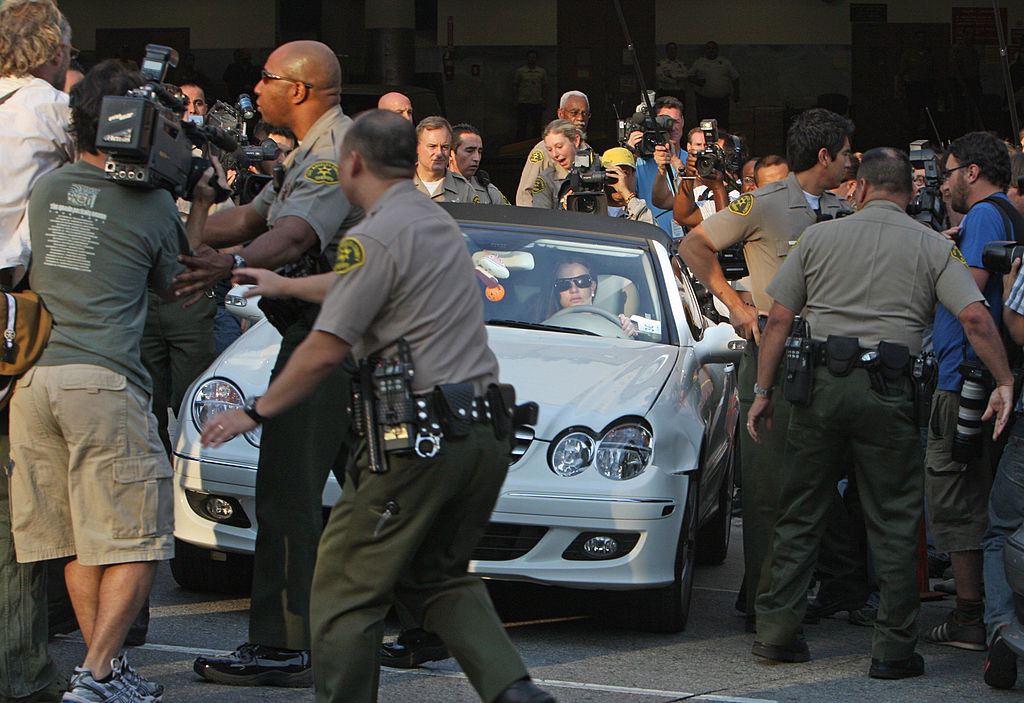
[982,241,1024,274]
[617,93,674,160]
[205,97,281,204]
[906,140,947,232]
[694,119,744,183]
[95,44,234,202]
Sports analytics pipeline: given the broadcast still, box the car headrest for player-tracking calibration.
[594,274,638,317]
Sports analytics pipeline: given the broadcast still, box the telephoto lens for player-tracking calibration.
[951,362,989,463]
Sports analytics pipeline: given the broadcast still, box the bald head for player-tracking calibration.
[269,40,341,95]
[378,91,413,121]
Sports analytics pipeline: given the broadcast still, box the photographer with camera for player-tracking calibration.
[529,118,596,209]
[175,40,364,688]
[678,107,853,626]
[516,90,591,206]
[923,132,1017,653]
[9,58,224,703]
[627,95,685,236]
[599,147,655,224]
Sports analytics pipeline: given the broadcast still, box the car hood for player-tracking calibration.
[487,326,679,440]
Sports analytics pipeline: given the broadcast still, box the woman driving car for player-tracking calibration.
[545,260,638,338]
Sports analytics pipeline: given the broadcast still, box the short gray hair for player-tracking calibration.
[559,90,589,109]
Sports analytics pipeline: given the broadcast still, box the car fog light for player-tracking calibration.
[205,497,234,520]
[549,431,596,476]
[583,535,618,557]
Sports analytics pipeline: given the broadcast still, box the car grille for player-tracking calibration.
[510,426,534,464]
[471,522,548,561]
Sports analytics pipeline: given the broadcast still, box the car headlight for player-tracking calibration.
[549,431,596,477]
[596,423,652,480]
[191,378,262,447]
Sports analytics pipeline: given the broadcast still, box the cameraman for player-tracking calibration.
[601,147,655,224]
[529,118,595,209]
[628,95,685,235]
[923,131,1015,653]
[10,58,222,701]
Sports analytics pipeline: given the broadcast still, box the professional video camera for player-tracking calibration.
[557,151,609,214]
[205,97,282,204]
[617,92,675,160]
[95,44,233,202]
[694,119,744,185]
[906,140,947,232]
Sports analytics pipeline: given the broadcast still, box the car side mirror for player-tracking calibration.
[693,322,745,365]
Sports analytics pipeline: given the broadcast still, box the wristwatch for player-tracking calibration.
[231,253,247,270]
[753,383,773,399]
[243,396,265,424]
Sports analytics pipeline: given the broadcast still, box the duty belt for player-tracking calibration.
[809,335,911,395]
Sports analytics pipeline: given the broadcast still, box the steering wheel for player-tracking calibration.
[545,305,628,338]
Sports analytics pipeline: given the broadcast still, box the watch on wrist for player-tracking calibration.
[753,383,773,399]
[231,253,247,270]
[243,396,265,424]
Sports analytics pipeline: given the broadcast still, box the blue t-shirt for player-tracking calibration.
[635,151,688,236]
[933,193,1013,390]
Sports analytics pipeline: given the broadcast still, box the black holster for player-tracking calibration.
[781,316,814,406]
[433,383,475,439]
[825,335,861,377]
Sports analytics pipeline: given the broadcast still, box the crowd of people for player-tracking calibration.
[3,0,1024,702]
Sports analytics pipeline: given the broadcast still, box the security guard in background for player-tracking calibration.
[199,109,554,703]
[746,147,1014,677]
[678,108,854,626]
[174,40,363,685]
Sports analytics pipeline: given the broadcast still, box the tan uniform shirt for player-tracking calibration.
[767,199,983,355]
[513,65,548,105]
[314,180,499,394]
[529,166,565,209]
[251,105,362,259]
[656,58,690,91]
[702,172,850,310]
[515,140,588,206]
[451,171,509,205]
[413,170,475,203]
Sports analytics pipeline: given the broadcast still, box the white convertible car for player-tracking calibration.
[171,205,742,632]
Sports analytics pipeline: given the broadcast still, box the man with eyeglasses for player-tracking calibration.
[177,40,364,688]
[0,1,75,700]
[515,90,591,205]
[923,131,1016,655]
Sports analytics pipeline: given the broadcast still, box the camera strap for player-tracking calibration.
[979,195,1024,245]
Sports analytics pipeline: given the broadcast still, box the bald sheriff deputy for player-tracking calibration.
[198,110,553,703]
[746,147,1014,677]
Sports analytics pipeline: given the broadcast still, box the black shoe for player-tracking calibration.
[380,628,449,668]
[752,638,811,663]
[193,643,312,687]
[494,678,557,703]
[803,594,867,624]
[869,652,925,679]
[985,630,1018,689]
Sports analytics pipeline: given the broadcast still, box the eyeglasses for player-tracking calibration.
[261,68,314,90]
[69,46,79,60]
[941,164,969,183]
[564,108,590,119]
[553,274,593,292]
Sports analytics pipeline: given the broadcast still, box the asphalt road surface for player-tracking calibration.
[46,520,1012,702]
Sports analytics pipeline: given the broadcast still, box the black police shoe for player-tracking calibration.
[752,637,811,663]
[984,629,1018,689]
[193,643,311,687]
[380,628,449,668]
[868,652,924,679]
[494,677,557,703]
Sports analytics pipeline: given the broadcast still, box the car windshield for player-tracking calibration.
[461,225,672,344]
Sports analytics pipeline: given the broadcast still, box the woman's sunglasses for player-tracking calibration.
[553,274,593,292]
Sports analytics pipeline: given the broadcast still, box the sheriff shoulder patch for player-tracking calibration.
[528,149,544,163]
[334,237,365,275]
[950,246,967,266]
[729,193,754,216]
[304,160,339,184]
[473,195,481,203]
[531,177,546,193]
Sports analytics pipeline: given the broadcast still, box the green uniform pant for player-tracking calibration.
[140,290,216,455]
[310,424,528,703]
[0,433,59,699]
[249,318,351,649]
[756,368,922,661]
[737,340,791,616]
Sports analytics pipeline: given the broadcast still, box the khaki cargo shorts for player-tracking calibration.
[8,364,174,566]
[924,389,995,553]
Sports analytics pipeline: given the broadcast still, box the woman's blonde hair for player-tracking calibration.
[0,0,71,77]
[542,118,582,143]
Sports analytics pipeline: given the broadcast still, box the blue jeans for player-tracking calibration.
[983,418,1024,641]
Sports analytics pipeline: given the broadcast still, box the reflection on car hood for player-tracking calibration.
[487,326,678,441]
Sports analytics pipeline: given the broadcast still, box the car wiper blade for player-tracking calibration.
[486,319,599,336]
